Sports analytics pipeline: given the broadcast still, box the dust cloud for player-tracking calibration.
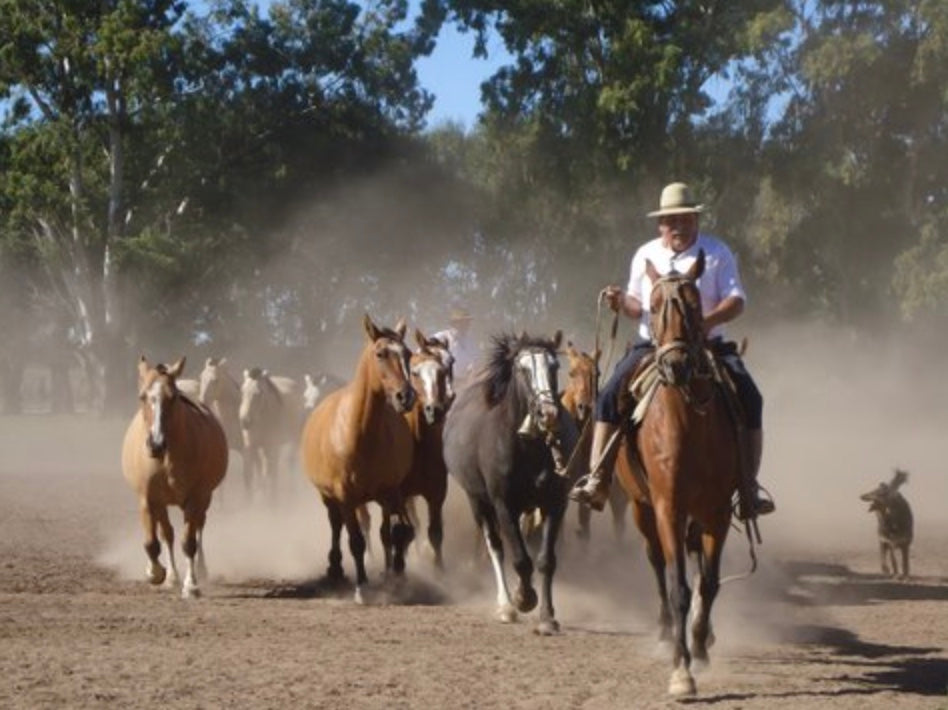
[3,311,945,651]
[2,168,946,650]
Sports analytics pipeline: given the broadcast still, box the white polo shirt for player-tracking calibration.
[627,233,746,341]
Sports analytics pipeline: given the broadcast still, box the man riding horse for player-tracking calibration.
[570,181,775,518]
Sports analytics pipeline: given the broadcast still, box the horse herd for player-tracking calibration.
[121,255,773,698]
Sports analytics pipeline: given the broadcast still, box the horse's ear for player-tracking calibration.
[686,249,706,281]
[219,357,227,366]
[415,328,426,349]
[243,369,250,380]
[167,357,186,379]
[138,355,150,380]
[394,318,407,340]
[304,374,313,386]
[205,357,213,367]
[552,330,563,349]
[645,259,661,284]
[364,313,381,341]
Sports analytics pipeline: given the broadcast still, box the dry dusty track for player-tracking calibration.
[0,412,946,710]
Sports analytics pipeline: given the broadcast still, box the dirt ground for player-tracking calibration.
[1,327,947,709]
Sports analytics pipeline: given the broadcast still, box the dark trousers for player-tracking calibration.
[595,337,763,429]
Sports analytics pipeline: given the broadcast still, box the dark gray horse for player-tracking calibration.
[442,331,579,635]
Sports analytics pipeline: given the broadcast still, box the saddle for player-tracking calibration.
[621,342,753,517]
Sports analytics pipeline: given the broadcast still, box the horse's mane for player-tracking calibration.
[483,332,559,407]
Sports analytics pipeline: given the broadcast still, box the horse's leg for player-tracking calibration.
[180,500,209,599]
[139,501,166,585]
[195,527,208,582]
[387,498,415,577]
[576,501,591,542]
[356,504,373,558]
[428,496,445,571]
[379,507,393,574]
[900,544,910,580]
[155,506,179,587]
[691,521,729,670]
[879,540,890,576]
[535,498,565,635]
[609,486,628,544]
[467,497,516,622]
[324,498,345,581]
[492,496,537,615]
[632,499,671,643]
[342,506,369,604]
[655,503,695,698]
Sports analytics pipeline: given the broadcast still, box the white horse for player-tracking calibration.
[239,368,303,496]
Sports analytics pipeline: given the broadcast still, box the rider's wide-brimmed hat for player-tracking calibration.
[647,182,705,218]
[450,308,474,322]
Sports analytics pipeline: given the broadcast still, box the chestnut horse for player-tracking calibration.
[443,331,578,635]
[560,342,628,543]
[618,250,743,697]
[300,315,416,603]
[121,356,228,598]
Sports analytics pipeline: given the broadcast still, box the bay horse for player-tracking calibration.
[198,357,244,474]
[442,331,578,635]
[397,328,454,569]
[239,368,303,496]
[300,315,417,603]
[121,356,228,598]
[618,250,743,697]
[560,342,628,543]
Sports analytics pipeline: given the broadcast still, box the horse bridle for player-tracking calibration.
[649,273,712,406]
[516,348,560,435]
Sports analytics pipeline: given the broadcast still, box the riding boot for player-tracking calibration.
[569,421,621,512]
[747,428,775,517]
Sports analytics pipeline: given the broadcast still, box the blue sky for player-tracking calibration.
[246,1,506,130]
[415,22,509,130]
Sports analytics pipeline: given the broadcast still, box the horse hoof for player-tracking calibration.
[514,586,538,613]
[668,667,696,697]
[496,605,518,624]
[353,586,365,605]
[181,584,202,600]
[534,619,560,636]
[146,563,166,586]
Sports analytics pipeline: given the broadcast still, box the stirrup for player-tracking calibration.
[569,471,611,512]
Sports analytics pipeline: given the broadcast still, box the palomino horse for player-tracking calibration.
[560,342,628,543]
[617,250,743,697]
[198,357,244,468]
[442,331,578,635]
[239,368,303,496]
[121,356,228,598]
[300,315,417,602]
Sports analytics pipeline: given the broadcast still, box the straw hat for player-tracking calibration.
[450,308,474,323]
[647,182,705,218]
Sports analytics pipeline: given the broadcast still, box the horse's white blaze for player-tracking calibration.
[147,379,165,449]
[413,359,440,404]
[388,343,412,384]
[302,375,320,410]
